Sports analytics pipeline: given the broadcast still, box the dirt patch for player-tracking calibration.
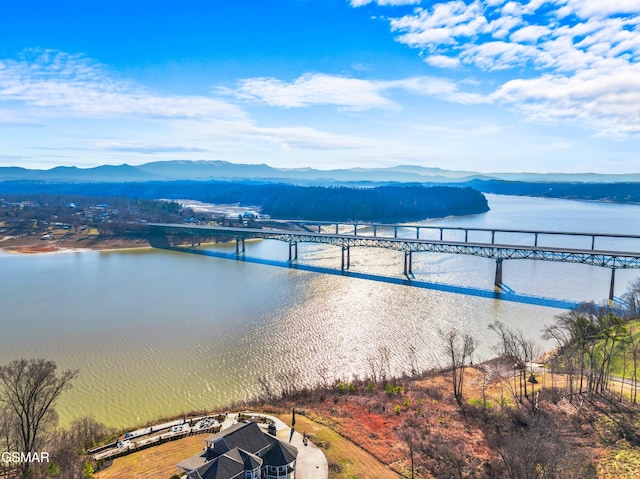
[11,245,60,254]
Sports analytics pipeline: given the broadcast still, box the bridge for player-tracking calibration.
[146,221,640,301]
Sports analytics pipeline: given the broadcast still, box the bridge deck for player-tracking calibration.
[148,222,640,269]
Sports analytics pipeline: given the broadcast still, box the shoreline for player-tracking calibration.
[0,237,246,256]
[0,238,152,255]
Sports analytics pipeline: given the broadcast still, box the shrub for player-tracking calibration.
[385,383,402,396]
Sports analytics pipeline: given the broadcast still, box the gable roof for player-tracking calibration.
[226,447,262,471]
[206,421,272,454]
[263,438,298,467]
[191,453,244,479]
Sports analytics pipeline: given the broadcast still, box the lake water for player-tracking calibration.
[2,194,640,428]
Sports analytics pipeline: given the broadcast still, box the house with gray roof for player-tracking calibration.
[177,421,297,479]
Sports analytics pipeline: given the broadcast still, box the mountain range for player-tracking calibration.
[1,160,638,184]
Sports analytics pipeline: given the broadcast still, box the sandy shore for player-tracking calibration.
[0,237,152,255]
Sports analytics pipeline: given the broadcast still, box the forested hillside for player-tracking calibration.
[470,180,640,203]
[0,182,489,221]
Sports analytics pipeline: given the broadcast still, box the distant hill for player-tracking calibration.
[469,179,640,204]
[1,160,639,206]
[0,181,490,222]
[1,160,638,184]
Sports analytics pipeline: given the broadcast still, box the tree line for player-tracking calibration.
[470,179,640,204]
[0,182,489,222]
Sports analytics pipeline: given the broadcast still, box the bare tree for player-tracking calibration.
[490,411,597,479]
[439,328,476,407]
[399,429,417,479]
[316,364,330,392]
[0,358,77,479]
[630,334,640,404]
[623,277,640,318]
[0,405,20,479]
[406,343,420,377]
[276,366,301,398]
[366,345,391,383]
[48,416,113,479]
[257,374,275,401]
[490,321,539,407]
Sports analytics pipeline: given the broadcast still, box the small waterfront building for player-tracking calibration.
[177,421,297,479]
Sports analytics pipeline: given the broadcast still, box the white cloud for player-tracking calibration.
[250,125,377,150]
[0,50,245,121]
[227,73,487,109]
[350,0,421,6]
[425,54,461,67]
[388,76,488,103]
[491,62,640,136]
[559,0,640,19]
[383,0,640,136]
[390,1,488,48]
[227,74,397,110]
[388,2,640,73]
[501,0,550,16]
[510,25,551,43]
[169,117,381,152]
[487,15,523,39]
[0,50,396,162]
[462,41,540,69]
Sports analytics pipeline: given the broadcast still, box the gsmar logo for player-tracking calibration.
[1,452,50,463]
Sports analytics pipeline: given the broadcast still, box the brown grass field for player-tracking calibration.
[94,434,209,479]
[273,413,401,479]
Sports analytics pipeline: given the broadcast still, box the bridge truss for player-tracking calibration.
[148,223,640,300]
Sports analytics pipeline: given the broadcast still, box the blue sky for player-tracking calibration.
[1,0,639,173]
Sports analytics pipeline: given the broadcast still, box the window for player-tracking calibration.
[244,469,259,479]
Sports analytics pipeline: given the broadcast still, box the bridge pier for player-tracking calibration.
[609,268,616,301]
[495,258,503,287]
[235,238,245,255]
[341,246,350,271]
[289,242,298,262]
[404,251,413,276]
